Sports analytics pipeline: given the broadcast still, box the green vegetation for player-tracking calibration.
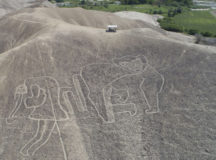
[159,10,216,37]
[197,0,216,2]
[85,4,171,16]
[50,0,216,37]
[50,0,192,6]
[119,0,192,6]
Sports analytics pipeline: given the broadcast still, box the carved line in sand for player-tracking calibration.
[6,55,164,159]
[73,74,88,112]
[20,120,55,157]
[62,89,75,115]
[140,65,165,114]
[7,77,69,160]
[79,55,164,123]
[24,84,47,110]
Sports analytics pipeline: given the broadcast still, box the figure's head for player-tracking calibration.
[113,55,147,72]
[15,84,27,96]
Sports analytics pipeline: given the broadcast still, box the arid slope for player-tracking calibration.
[0,7,215,160]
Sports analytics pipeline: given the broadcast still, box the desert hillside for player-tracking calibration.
[0,0,54,17]
[0,1,216,160]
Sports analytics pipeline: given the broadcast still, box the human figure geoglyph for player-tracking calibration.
[7,55,164,158]
[7,77,69,158]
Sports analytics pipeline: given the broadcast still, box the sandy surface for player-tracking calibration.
[0,6,216,160]
[114,11,196,44]
[0,0,55,18]
[165,31,195,44]
[114,11,163,27]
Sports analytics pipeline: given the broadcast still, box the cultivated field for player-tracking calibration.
[87,4,170,16]
[172,10,216,35]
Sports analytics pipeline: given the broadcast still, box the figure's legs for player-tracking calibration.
[20,120,55,156]
[90,85,137,123]
[112,103,137,116]
[102,86,115,123]
[140,78,161,113]
[88,86,115,123]
[89,91,110,123]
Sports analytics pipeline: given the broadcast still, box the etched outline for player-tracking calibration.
[7,54,165,159]
[79,55,164,123]
[72,74,88,112]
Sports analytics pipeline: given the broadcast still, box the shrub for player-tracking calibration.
[160,17,172,23]
[80,0,85,5]
[157,19,162,23]
[161,23,183,32]
[153,10,157,14]
[170,1,179,7]
[104,3,108,8]
[188,29,198,35]
[149,9,152,14]
[201,32,213,37]
[168,9,177,17]
[168,9,173,17]
[177,7,182,13]
[158,10,163,14]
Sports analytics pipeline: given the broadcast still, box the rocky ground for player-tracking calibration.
[0,1,216,160]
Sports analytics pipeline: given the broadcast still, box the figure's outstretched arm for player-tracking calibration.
[6,94,23,123]
[7,84,27,123]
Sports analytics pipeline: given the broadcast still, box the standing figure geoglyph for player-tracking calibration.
[7,77,69,158]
